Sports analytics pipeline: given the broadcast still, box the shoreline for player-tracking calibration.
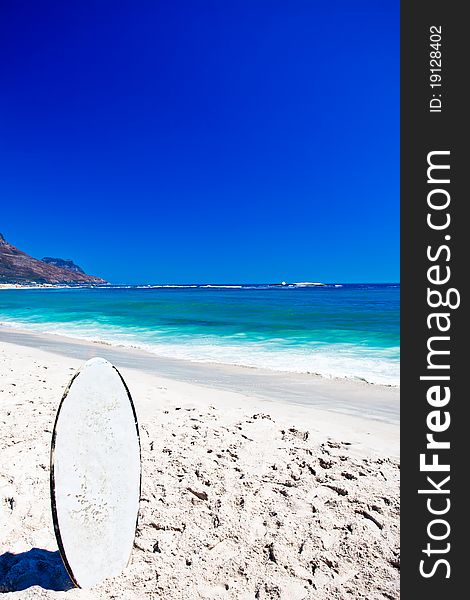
[0,325,400,430]
[0,284,400,387]
[0,321,400,389]
[0,320,400,388]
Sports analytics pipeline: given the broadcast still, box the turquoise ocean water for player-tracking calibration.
[0,284,399,385]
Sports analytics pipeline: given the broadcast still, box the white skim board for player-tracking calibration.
[50,357,141,589]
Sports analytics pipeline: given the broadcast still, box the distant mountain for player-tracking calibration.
[0,233,107,285]
[41,257,86,275]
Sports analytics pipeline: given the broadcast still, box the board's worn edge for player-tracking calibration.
[49,358,141,588]
[50,366,82,589]
[112,364,142,569]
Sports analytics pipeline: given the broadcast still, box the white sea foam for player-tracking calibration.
[0,318,400,386]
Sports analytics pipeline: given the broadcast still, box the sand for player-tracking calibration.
[0,333,399,599]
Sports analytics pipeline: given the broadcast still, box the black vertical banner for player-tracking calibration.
[401,2,467,597]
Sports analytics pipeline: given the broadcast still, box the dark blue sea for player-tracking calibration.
[0,283,399,385]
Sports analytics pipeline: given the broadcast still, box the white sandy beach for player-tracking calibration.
[0,332,399,599]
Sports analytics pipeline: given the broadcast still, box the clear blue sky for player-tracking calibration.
[0,1,399,284]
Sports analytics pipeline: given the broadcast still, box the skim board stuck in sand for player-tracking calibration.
[50,357,141,589]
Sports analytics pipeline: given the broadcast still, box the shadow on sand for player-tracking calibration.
[0,548,74,593]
